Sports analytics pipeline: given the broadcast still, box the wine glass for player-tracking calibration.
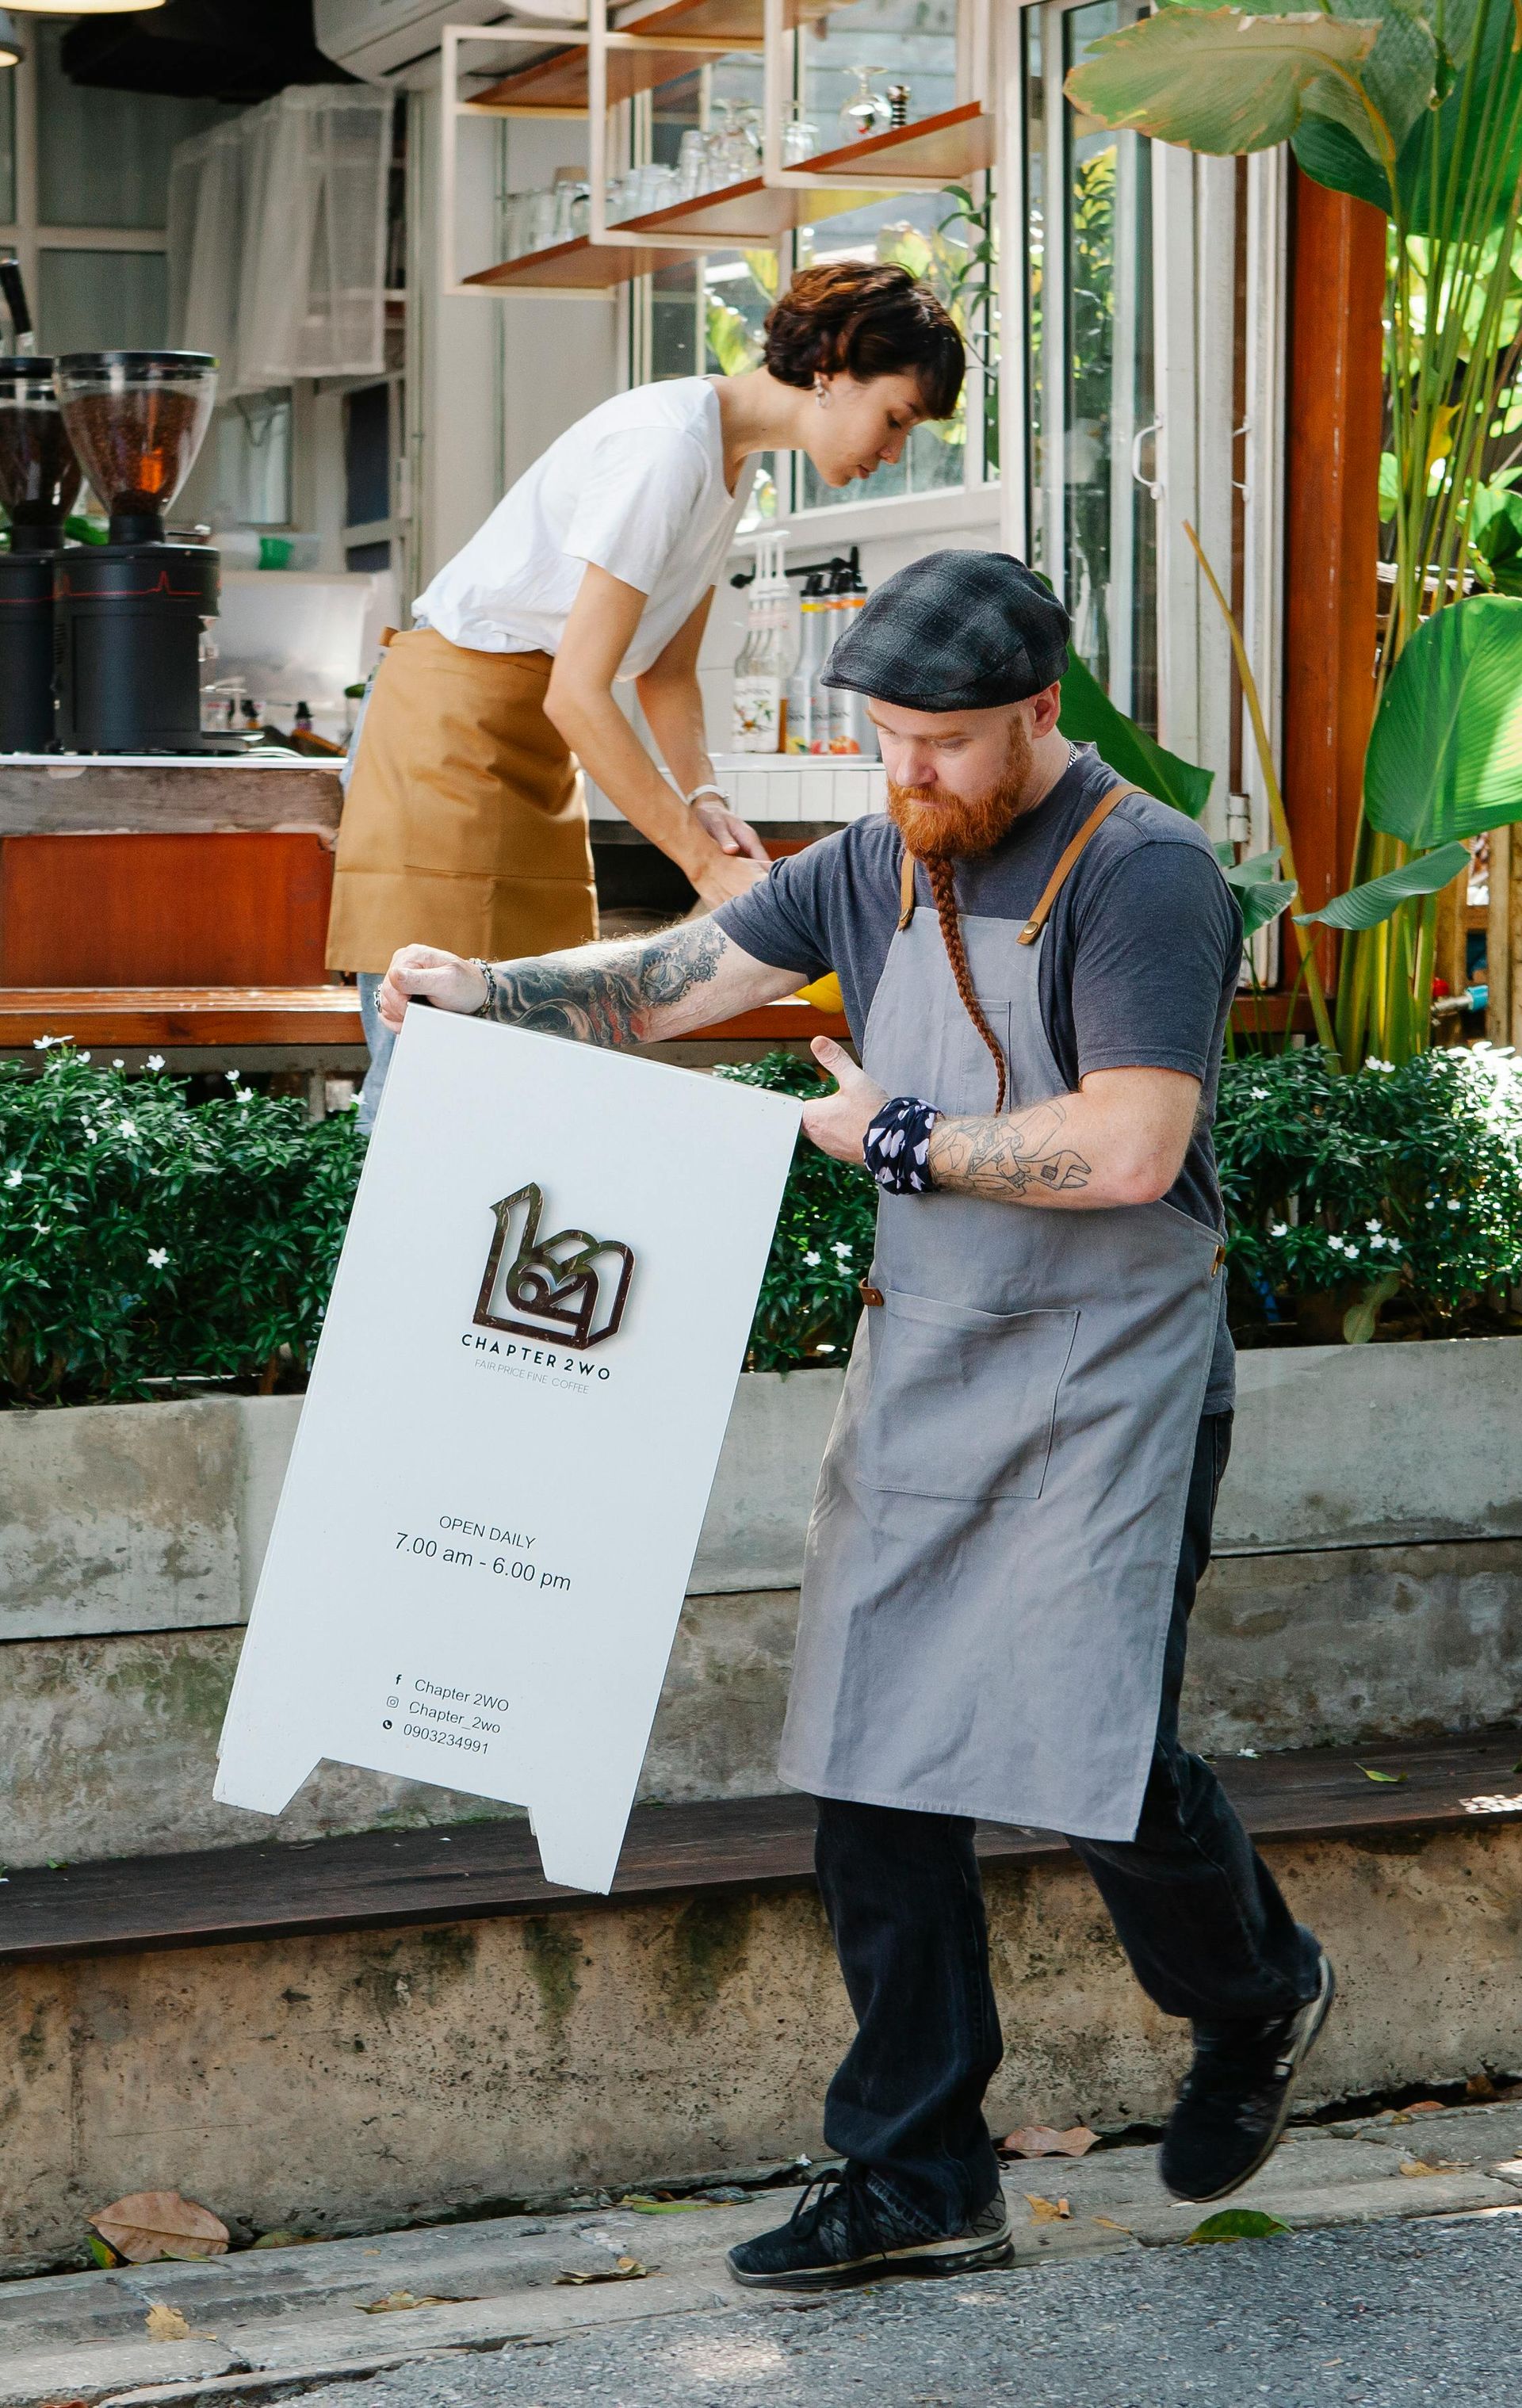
[838,63,893,144]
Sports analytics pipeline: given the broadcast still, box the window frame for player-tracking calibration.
[0,42,186,351]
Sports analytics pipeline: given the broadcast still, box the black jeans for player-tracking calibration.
[813,1411,1325,2235]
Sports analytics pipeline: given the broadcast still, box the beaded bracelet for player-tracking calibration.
[862,1095,942,1194]
[469,958,503,1018]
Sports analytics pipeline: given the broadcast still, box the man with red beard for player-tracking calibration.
[377,548,1331,2293]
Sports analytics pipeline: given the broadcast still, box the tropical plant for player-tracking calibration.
[1066,0,1522,1066]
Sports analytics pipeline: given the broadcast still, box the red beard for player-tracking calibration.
[885,719,1037,860]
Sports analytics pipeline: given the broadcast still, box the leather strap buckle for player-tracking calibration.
[859,1281,885,1307]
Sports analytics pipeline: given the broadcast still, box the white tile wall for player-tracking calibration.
[589,755,885,827]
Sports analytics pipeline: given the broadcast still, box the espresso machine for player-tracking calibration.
[0,265,83,752]
[52,349,228,752]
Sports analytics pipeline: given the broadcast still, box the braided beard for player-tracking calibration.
[885,716,1036,862]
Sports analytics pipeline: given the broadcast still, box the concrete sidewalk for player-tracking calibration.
[10,2099,1522,2407]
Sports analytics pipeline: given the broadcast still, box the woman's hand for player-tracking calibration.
[692,798,770,862]
[801,1034,889,1163]
[377,945,488,1029]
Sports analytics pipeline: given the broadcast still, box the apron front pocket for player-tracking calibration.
[859,1287,1078,1504]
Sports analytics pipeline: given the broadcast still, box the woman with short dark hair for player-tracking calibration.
[325,262,964,1125]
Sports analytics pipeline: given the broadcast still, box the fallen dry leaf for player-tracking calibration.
[1398,2156,1467,2177]
[1405,2100,1447,2116]
[358,2290,473,2314]
[1023,2194,1071,2223]
[1355,1764,1408,1784]
[251,2230,324,2250]
[1000,2124,1098,2160]
[91,2190,229,2265]
[555,2254,652,2285]
[145,2304,193,2342]
[1092,2215,1131,2232]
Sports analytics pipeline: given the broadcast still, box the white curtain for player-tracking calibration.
[166,120,244,371]
[168,86,392,396]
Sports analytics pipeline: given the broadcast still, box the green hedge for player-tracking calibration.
[3,1042,1520,1407]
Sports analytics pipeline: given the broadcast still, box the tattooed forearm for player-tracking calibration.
[927,1099,1093,1202]
[480,916,728,1046]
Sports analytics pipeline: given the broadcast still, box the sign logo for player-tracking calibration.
[473,1183,635,1352]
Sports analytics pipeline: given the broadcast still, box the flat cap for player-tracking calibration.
[820,549,1069,713]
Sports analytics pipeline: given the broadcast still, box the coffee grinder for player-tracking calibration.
[52,350,228,753]
[0,266,83,752]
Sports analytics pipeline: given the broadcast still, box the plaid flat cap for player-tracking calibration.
[820,549,1070,711]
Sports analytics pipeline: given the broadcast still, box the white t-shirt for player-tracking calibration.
[413,378,756,678]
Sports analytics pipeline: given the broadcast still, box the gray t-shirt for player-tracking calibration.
[715,743,1241,1412]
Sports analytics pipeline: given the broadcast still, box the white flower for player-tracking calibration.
[78,1051,90,1064]
[816,1343,836,1355]
[1249,1085,1269,1099]
[235,1087,254,1104]
[146,1055,165,1072]
[1370,1233,1386,1249]
[118,1118,138,1138]
[81,1126,94,1141]
[803,1250,821,1267]
[225,1068,240,1084]
[1328,1235,1346,1252]
[113,1059,124,1071]
[1269,1221,1287,1237]
[1366,1056,1395,1073]
[147,1246,170,1269]
[31,1035,55,1051]
[3,1169,21,1189]
[1237,1746,1259,1759]
[33,1222,48,1235]
[1365,1220,1382,1233]
[1447,1199,1461,1211]
[832,1241,852,1261]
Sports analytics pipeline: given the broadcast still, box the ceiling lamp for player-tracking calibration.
[0,11,21,65]
[2,2,166,13]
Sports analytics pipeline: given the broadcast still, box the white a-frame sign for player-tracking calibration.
[215,1008,801,1893]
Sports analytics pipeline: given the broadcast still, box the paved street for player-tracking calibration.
[274,2209,1522,2408]
[13,2102,1522,2406]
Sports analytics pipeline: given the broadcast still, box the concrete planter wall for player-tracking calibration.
[2,1340,1520,1865]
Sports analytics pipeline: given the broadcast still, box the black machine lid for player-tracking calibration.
[55,351,217,375]
[0,356,60,382]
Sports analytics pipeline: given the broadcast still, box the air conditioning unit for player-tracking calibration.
[315,0,582,79]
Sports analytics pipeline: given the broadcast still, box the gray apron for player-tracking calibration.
[778,793,1226,1841]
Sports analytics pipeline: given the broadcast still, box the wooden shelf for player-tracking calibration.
[464,232,705,291]
[467,0,831,115]
[790,101,994,185]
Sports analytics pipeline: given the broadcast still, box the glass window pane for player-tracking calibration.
[36,21,233,230]
[188,391,293,529]
[345,383,391,528]
[795,191,973,510]
[1027,0,1157,726]
[801,0,957,148]
[39,248,167,354]
[0,62,15,226]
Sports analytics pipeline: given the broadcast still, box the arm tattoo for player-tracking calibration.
[927,1099,1092,1202]
[479,915,728,1046]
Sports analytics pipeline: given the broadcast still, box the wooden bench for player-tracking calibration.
[5,1729,1519,1967]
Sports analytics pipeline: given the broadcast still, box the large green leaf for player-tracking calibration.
[1294,0,1522,225]
[1214,846,1298,935]
[1363,594,1522,843]
[1057,654,1214,818]
[1063,7,1380,155]
[1469,482,1522,595]
[1294,839,1471,927]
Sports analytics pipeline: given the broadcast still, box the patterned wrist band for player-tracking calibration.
[862,1095,942,1194]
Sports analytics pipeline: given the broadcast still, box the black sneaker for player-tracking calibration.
[1161,1951,1337,2204]
[727,2171,1013,2291]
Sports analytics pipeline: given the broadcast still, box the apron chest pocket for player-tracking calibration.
[859,1287,1079,1504]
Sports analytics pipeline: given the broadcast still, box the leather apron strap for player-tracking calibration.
[1017,781,1140,946]
[896,780,1142,939]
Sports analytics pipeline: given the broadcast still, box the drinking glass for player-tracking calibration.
[528,185,559,250]
[838,64,893,143]
[677,128,707,199]
[783,114,818,165]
